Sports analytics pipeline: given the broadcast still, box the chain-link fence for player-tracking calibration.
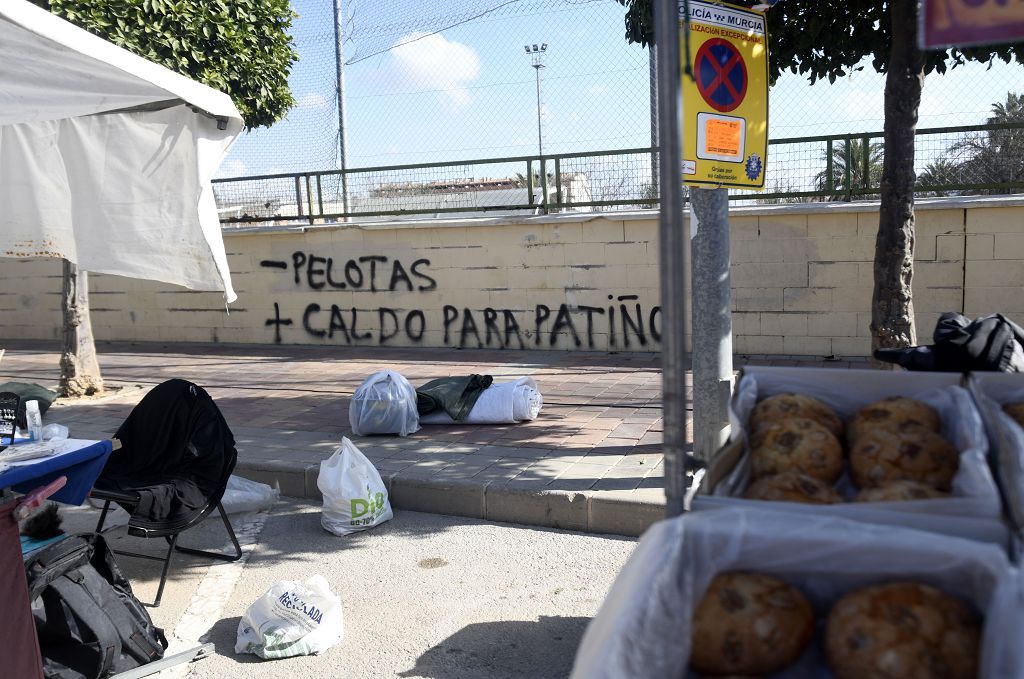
[214,0,1024,219]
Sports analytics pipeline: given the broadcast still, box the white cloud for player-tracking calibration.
[390,32,480,108]
[296,92,329,111]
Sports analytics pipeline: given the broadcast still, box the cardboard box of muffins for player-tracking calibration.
[571,508,1024,679]
[694,367,1009,544]
[966,373,1024,549]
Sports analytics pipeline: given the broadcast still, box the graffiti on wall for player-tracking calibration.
[261,252,660,349]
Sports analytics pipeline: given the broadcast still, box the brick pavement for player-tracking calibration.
[0,340,870,535]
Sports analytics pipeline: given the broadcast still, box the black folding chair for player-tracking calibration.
[91,380,242,607]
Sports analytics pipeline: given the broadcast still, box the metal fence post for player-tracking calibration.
[554,157,563,211]
[862,135,871,190]
[294,176,304,218]
[540,157,549,214]
[826,139,834,194]
[844,137,853,202]
[305,175,315,224]
[655,0,690,517]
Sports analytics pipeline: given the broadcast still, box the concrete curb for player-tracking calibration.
[236,460,664,538]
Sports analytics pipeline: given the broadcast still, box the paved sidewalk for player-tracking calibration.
[0,341,870,535]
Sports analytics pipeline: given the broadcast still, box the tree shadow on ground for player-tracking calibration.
[397,615,590,679]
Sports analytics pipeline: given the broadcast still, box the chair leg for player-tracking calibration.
[152,533,178,608]
[96,500,112,533]
[173,503,242,562]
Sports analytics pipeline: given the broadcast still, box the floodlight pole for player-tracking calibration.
[333,0,351,219]
[655,0,691,516]
[533,61,544,159]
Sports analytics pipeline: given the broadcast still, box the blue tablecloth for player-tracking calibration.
[0,439,112,505]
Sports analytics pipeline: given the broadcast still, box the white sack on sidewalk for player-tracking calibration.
[221,475,279,514]
[317,437,393,536]
[571,508,1023,679]
[235,575,343,659]
[420,377,543,425]
[349,370,419,436]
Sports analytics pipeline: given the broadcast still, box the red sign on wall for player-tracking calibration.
[921,0,1024,49]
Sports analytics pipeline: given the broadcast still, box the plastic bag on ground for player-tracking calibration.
[317,437,393,536]
[235,575,343,659]
[349,370,419,436]
[221,475,279,514]
[420,377,543,424]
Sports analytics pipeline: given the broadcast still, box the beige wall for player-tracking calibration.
[1,196,1021,356]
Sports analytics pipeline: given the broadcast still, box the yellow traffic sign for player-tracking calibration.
[681,1,769,189]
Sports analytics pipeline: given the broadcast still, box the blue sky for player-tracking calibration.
[218,0,1022,182]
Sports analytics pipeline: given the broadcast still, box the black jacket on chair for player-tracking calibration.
[96,379,237,532]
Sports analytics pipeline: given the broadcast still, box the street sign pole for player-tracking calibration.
[690,186,732,464]
[655,0,690,517]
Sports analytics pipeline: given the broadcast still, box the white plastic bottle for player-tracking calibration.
[25,400,42,442]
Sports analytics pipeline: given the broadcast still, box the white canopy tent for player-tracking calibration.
[0,0,243,302]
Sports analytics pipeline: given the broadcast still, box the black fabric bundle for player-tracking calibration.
[416,374,493,420]
[875,312,1024,373]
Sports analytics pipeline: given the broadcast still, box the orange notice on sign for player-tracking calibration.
[704,118,742,157]
[921,0,1024,48]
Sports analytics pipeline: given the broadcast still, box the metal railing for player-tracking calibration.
[213,122,1024,226]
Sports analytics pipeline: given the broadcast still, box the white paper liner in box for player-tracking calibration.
[571,508,1024,679]
[713,367,1001,519]
[966,374,1024,538]
[420,377,542,424]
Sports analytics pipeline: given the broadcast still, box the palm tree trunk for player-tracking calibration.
[60,260,104,397]
[871,0,924,357]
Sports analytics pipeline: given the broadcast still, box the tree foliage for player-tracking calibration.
[615,0,1024,83]
[34,0,299,129]
[814,138,884,197]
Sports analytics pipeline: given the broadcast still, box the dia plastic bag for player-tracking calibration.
[317,437,393,535]
[235,575,343,659]
[221,475,280,514]
[349,370,419,436]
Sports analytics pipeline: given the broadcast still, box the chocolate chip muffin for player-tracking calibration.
[691,572,815,676]
[744,471,843,504]
[849,426,959,491]
[750,417,844,484]
[847,397,942,446]
[854,480,948,503]
[825,582,980,679]
[749,393,844,439]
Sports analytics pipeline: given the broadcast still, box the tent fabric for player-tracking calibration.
[0,0,242,302]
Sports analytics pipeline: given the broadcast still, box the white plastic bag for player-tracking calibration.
[235,575,343,659]
[221,475,280,514]
[349,370,419,436]
[317,437,393,536]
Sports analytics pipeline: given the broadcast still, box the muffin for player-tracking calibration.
[847,397,941,445]
[1002,402,1024,429]
[849,425,958,491]
[855,480,948,503]
[825,582,980,679]
[750,417,844,484]
[691,571,815,676]
[749,393,843,439]
[744,471,843,504]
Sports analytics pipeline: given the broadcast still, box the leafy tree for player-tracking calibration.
[952,92,1024,193]
[813,139,884,198]
[35,0,298,129]
[33,0,298,395]
[916,158,966,197]
[616,0,1024,354]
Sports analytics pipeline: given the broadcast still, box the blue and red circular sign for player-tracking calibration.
[694,39,748,113]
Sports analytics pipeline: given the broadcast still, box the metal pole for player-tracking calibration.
[332,0,351,219]
[655,0,690,517]
[649,44,659,198]
[534,64,544,159]
[690,186,732,464]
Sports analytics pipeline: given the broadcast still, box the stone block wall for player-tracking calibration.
[1,196,1021,356]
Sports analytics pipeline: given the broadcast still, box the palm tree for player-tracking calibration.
[814,138,884,200]
[916,159,965,197]
[952,92,1024,193]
